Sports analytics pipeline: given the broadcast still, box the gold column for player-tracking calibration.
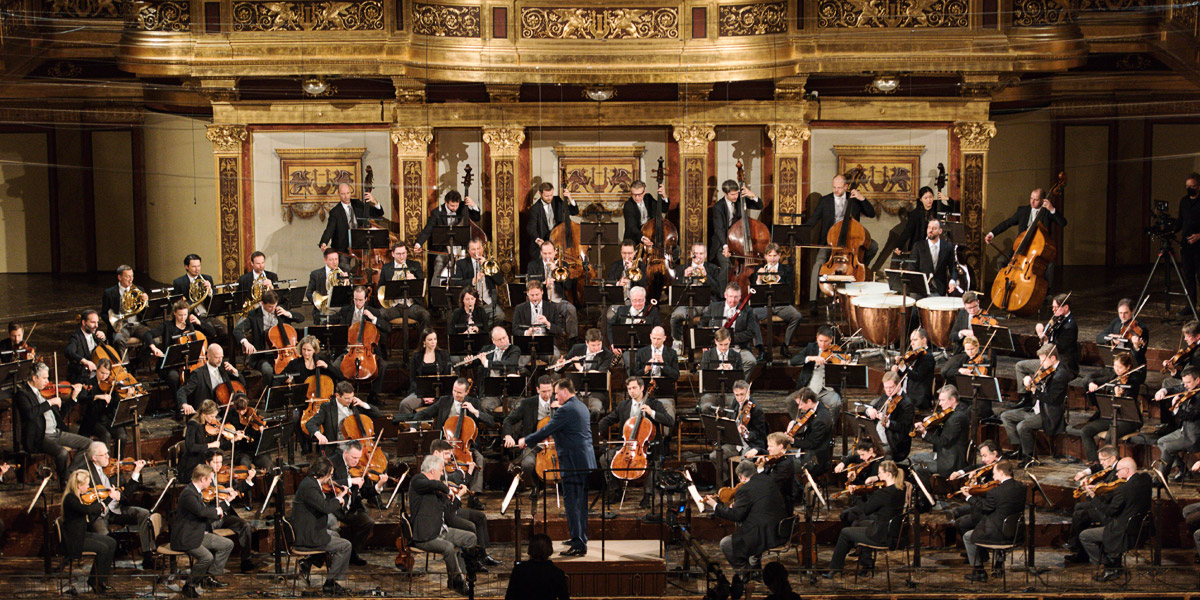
[482,126,525,276]
[390,126,434,242]
[671,124,715,254]
[205,124,248,284]
[953,121,997,281]
[768,123,811,304]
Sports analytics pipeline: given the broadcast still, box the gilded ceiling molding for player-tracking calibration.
[767,124,811,155]
[671,124,715,155]
[817,0,968,27]
[125,0,190,31]
[482,127,525,158]
[718,2,787,36]
[390,126,433,156]
[412,2,480,37]
[230,0,383,31]
[774,76,808,101]
[953,121,996,153]
[519,7,679,39]
[207,124,248,154]
[184,78,240,103]
[487,84,521,103]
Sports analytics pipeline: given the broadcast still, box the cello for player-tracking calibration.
[549,165,595,304]
[268,318,300,375]
[533,407,561,483]
[817,175,872,297]
[443,379,479,471]
[640,156,679,301]
[300,362,334,435]
[341,317,380,380]
[725,160,770,296]
[989,172,1066,316]
[610,380,657,481]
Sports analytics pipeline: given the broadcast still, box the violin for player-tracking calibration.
[269,319,300,375]
[1162,339,1200,375]
[202,484,239,503]
[80,485,112,505]
[738,398,755,427]
[964,351,989,377]
[611,380,657,481]
[1167,386,1200,413]
[726,160,771,297]
[831,480,885,500]
[239,406,267,432]
[1073,466,1114,498]
[820,345,854,364]
[41,380,77,400]
[755,453,788,468]
[844,455,882,478]
[205,421,246,442]
[443,379,478,473]
[971,312,999,327]
[947,462,998,498]
[1087,477,1126,497]
[1026,364,1057,391]
[98,365,144,399]
[786,408,816,438]
[896,347,926,366]
[990,172,1064,316]
[911,405,954,437]
[342,318,380,380]
[639,156,678,301]
[879,389,904,427]
[705,481,743,506]
[954,479,1000,498]
[102,458,157,477]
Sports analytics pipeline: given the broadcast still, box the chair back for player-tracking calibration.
[53,516,64,555]
[281,517,297,552]
[399,513,415,542]
[1002,512,1026,546]
[1132,512,1154,549]
[150,512,166,538]
[167,441,185,472]
[775,515,800,547]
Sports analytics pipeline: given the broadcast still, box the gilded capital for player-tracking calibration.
[206,124,248,154]
[482,127,526,158]
[953,121,997,153]
[390,126,434,156]
[672,124,715,155]
[767,124,811,155]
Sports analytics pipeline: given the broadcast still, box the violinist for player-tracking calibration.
[807,175,878,306]
[1033,293,1079,376]
[709,380,766,487]
[234,289,303,388]
[940,336,996,421]
[399,328,452,414]
[622,179,669,245]
[61,469,118,595]
[699,328,747,413]
[913,219,957,297]
[502,376,557,497]
[703,282,762,369]
[1158,320,1200,436]
[864,371,914,462]
[962,460,1026,583]
[149,299,217,402]
[172,254,228,343]
[1074,352,1144,463]
[1097,298,1149,365]
[556,328,613,414]
[331,440,389,567]
[284,335,341,384]
[66,310,109,383]
[750,244,803,357]
[513,280,564,358]
[524,181,579,266]
[378,242,432,334]
[1180,172,1200,316]
[1154,366,1200,482]
[181,400,241,487]
[949,291,986,352]
[230,394,270,468]
[758,432,797,513]
[910,385,970,478]
[823,460,905,579]
[201,450,260,573]
[415,189,481,286]
[669,243,725,349]
[1064,446,1119,564]
[787,325,843,414]
[0,321,26,362]
[526,241,579,338]
[306,381,383,457]
[289,456,353,596]
[100,265,151,358]
[631,326,680,419]
[1076,457,1151,582]
[451,238,506,326]
[403,378,493,496]
[945,440,1001,536]
[448,288,488,336]
[430,439,502,568]
[305,248,347,325]
[892,328,936,411]
[788,388,833,477]
[708,178,763,271]
[984,188,1067,285]
[704,460,787,574]
[175,344,244,417]
[170,463,234,598]
[319,181,384,270]
[1001,343,1070,466]
[331,286,391,403]
[408,453,476,594]
[236,251,279,306]
[71,358,123,445]
[15,362,91,481]
[597,377,674,508]
[68,441,154,570]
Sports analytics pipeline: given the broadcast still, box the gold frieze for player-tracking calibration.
[833,144,923,215]
[718,2,788,36]
[231,0,384,31]
[519,7,679,39]
[412,3,480,37]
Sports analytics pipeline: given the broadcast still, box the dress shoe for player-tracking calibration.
[561,547,587,557]
[142,551,155,571]
[1154,424,1177,437]
[240,558,261,573]
[203,576,228,588]
[349,553,368,566]
[821,570,837,580]
[979,416,1003,426]
[1063,552,1090,565]
[1172,471,1186,483]
[181,584,200,598]
[779,345,793,359]
[1094,568,1124,582]
[965,568,987,582]
[482,555,502,567]
[298,557,313,580]
[467,496,485,511]
[322,580,349,596]
[449,576,468,596]
[529,487,540,503]
[87,578,111,595]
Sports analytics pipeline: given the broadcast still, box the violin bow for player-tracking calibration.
[1119,295,1152,338]
[1096,363,1146,390]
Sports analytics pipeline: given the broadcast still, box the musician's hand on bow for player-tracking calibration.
[865,406,880,420]
[223,362,238,374]
[833,463,845,474]
[1073,469,1089,482]
[182,404,196,416]
[704,495,718,509]
[744,448,759,458]
[241,339,256,355]
[984,232,995,244]
[1088,382,1099,393]
[314,431,329,445]
[150,346,165,358]
[516,437,527,450]
[949,470,965,480]
[641,236,653,248]
[722,245,731,258]
[1155,388,1167,401]
[1035,323,1046,338]
[503,435,516,448]
[1023,375,1033,389]
[1191,461,1200,473]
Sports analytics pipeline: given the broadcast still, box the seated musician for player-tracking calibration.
[409,453,476,595]
[709,380,766,487]
[66,310,111,384]
[448,288,488,337]
[289,456,353,596]
[787,325,843,415]
[553,328,612,414]
[1158,320,1200,436]
[1097,298,1148,366]
[462,326,521,412]
[200,449,260,573]
[67,441,154,570]
[176,343,245,417]
[1154,366,1200,481]
[962,460,1026,583]
[1001,343,1071,466]
[607,286,659,354]
[750,243,803,357]
[787,388,834,478]
[699,328,747,413]
[148,299,217,401]
[1072,352,1144,464]
[823,460,905,578]
[236,251,278,305]
[598,377,674,508]
[502,376,557,500]
[14,362,91,481]
[305,248,348,325]
[757,432,797,513]
[450,238,506,326]
[1075,457,1151,582]
[940,335,996,422]
[910,385,971,479]
[415,189,481,286]
[306,381,383,458]
[235,289,304,388]
[1064,446,1120,565]
[949,291,985,352]
[100,264,152,358]
[331,285,391,404]
[709,179,764,271]
[623,179,669,245]
[631,326,680,419]
[377,242,432,335]
[945,440,1001,538]
[0,321,27,362]
[863,371,914,462]
[807,175,878,307]
[172,253,229,343]
[330,439,390,567]
[284,335,342,385]
[892,328,936,411]
[703,282,762,369]
[170,464,234,598]
[1014,293,1078,385]
[704,460,787,574]
[669,243,725,352]
[513,279,564,360]
[180,400,246,488]
[606,241,647,308]
[399,328,452,414]
[429,440,502,568]
[912,219,956,297]
[71,359,132,445]
[526,241,579,340]
[403,377,494,501]
[524,181,579,266]
[229,394,272,469]
[833,441,880,485]
[61,469,118,595]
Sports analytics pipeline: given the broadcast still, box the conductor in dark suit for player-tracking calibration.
[705,460,787,571]
[984,187,1067,284]
[415,189,481,285]
[807,174,879,304]
[170,464,234,597]
[520,379,596,556]
[1080,458,1152,581]
[524,181,579,265]
[708,179,763,270]
[597,377,674,507]
[319,182,384,270]
[911,385,971,478]
[405,377,494,493]
[622,180,669,244]
[289,456,354,596]
[962,460,1026,582]
[912,219,957,296]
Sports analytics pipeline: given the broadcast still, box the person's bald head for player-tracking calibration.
[207,343,224,365]
[1116,457,1138,479]
[832,175,848,195]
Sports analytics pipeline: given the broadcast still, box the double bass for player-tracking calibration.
[725,160,770,296]
[640,156,679,300]
[989,172,1066,316]
[353,166,392,286]
[610,380,658,481]
[817,175,872,297]
[549,165,595,304]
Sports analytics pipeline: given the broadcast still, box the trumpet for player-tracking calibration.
[684,263,707,285]
[759,273,781,285]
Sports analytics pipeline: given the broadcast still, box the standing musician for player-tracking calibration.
[66,310,110,384]
[607,241,648,305]
[513,280,564,358]
[236,251,279,306]
[894,186,955,255]
[949,291,986,352]
[180,401,244,491]
[704,282,762,370]
[330,440,389,566]
[503,376,557,498]
[863,371,914,462]
[807,175,879,307]
[524,181,579,266]
[170,464,234,598]
[1001,343,1070,466]
[16,362,91,481]
[631,326,680,419]
[892,328,936,411]
[399,329,452,414]
[788,388,834,477]
[319,181,384,271]
[945,440,1002,537]
[823,460,906,578]
[1073,352,1144,464]
[607,286,659,361]
[306,381,384,458]
[1154,366,1200,481]
[404,378,493,497]
[912,219,956,297]
[1097,298,1149,366]
[234,289,303,389]
[306,248,348,325]
[669,243,725,351]
[415,189,481,286]
[176,344,245,417]
[699,328,747,412]
[331,285,391,403]
[1064,446,1120,564]
[518,379,596,557]
[1076,457,1151,582]
[962,460,1026,583]
[525,242,579,340]
[378,242,432,335]
[200,450,260,573]
[61,469,118,595]
[622,179,669,245]
[429,440,502,568]
[1158,320,1200,436]
[172,254,228,343]
[708,179,763,271]
[289,456,354,597]
[787,325,844,415]
[750,243,803,357]
[150,299,218,403]
[984,187,1068,286]
[910,385,971,478]
[597,377,674,508]
[704,460,787,574]
[710,380,766,487]
[1179,172,1200,315]
[408,454,476,594]
[68,441,154,570]
[448,288,489,336]
[463,326,521,412]
[555,328,613,414]
[100,264,151,357]
[71,358,124,445]
[451,238,506,326]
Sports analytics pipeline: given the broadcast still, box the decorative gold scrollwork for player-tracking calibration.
[124,0,190,30]
[818,0,968,27]
[718,2,787,36]
[412,3,479,37]
[520,7,678,39]
[231,0,383,31]
[1011,0,1070,26]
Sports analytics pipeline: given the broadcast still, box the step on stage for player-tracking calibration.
[555,539,667,596]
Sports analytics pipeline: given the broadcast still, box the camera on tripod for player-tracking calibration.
[1146,200,1180,239]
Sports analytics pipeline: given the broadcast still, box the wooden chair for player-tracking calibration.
[149,512,192,598]
[281,517,328,595]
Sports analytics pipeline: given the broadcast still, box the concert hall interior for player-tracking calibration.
[2,0,1200,598]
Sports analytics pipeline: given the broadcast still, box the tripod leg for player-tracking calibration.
[1134,251,1168,311]
[1166,251,1199,318]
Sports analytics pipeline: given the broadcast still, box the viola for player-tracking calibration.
[442,379,478,473]
[704,481,744,506]
[269,319,300,375]
[738,398,755,427]
[786,408,816,438]
[911,405,954,437]
[611,380,657,481]
[1027,364,1057,391]
[239,406,267,432]
[1162,339,1200,375]
[896,347,927,366]
[1073,466,1114,498]
[971,312,1000,327]
[726,160,770,297]
[844,456,883,478]
[41,380,76,400]
[202,485,239,503]
[205,421,245,442]
[1168,386,1200,413]
[964,352,989,377]
[80,485,112,505]
[820,345,854,364]
[341,319,380,380]
[102,458,157,477]
[990,172,1065,316]
[830,481,885,500]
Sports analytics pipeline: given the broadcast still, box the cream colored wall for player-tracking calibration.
[0,133,52,273]
[1152,123,1200,217]
[93,131,135,271]
[252,129,393,283]
[55,129,90,273]
[435,129,482,202]
[715,126,765,216]
[144,113,218,283]
[986,111,1053,262]
[1062,125,1109,266]
[1113,120,1146,265]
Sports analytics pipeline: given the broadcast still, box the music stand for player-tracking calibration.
[849,415,887,456]
[279,285,306,309]
[303,324,350,355]
[263,382,309,413]
[429,284,466,316]
[954,373,1003,454]
[669,285,712,318]
[972,323,1015,354]
[515,334,555,363]
[942,222,966,246]
[160,339,205,372]
[0,359,32,389]
[253,421,291,457]
[144,294,181,321]
[610,324,655,353]
[327,286,354,312]
[1095,393,1141,450]
[207,288,239,319]
[482,375,524,399]
[110,394,148,429]
[647,376,677,397]
[700,369,741,410]
[699,413,744,447]
[567,371,609,401]
[771,223,814,248]
[381,279,427,362]
[449,333,487,356]
[580,222,619,262]
[350,228,391,271]
[415,375,458,400]
[430,224,474,251]
[885,268,930,299]
[750,282,787,363]
[689,328,719,360]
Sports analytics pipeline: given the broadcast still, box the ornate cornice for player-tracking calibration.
[482,127,525,158]
[206,124,248,153]
[953,121,997,152]
[389,126,433,155]
[391,77,425,104]
[671,124,715,155]
[768,123,811,155]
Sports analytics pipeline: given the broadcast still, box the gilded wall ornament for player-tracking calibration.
[768,124,811,156]
[231,0,383,31]
[718,2,787,36]
[125,0,190,31]
[402,160,424,240]
[276,147,365,222]
[206,124,248,154]
[818,0,968,27]
[482,127,525,158]
[519,7,678,39]
[50,0,118,18]
[493,159,518,297]
[953,121,996,152]
[390,126,433,156]
[412,3,479,37]
[218,157,242,284]
[961,153,985,274]
[1012,0,1070,26]
[672,124,715,155]
[683,156,706,252]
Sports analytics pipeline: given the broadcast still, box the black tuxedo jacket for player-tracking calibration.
[451,257,505,301]
[1046,314,1080,376]
[524,197,579,259]
[320,199,384,252]
[913,239,955,295]
[378,260,426,305]
[503,396,549,440]
[65,328,99,383]
[564,343,613,372]
[1034,366,1073,436]
[871,392,914,462]
[304,400,383,443]
[622,195,669,243]
[526,259,572,300]
[708,195,764,258]
[171,274,216,303]
[597,397,674,442]
[448,307,488,335]
[989,204,1067,238]
[1095,471,1152,555]
[922,404,971,477]
[408,475,452,542]
[898,351,937,410]
[679,261,726,298]
[416,204,482,249]
[703,301,757,348]
[170,484,219,552]
[632,345,680,381]
[233,305,304,350]
[699,347,743,371]
[175,365,247,408]
[971,478,1027,544]
[712,472,787,558]
[236,270,280,305]
[607,304,660,344]
[1096,317,1150,365]
[790,402,834,475]
[478,344,521,374]
[752,262,794,290]
[290,476,345,548]
[513,301,563,336]
[16,382,60,453]
[411,394,496,431]
[330,304,391,336]
[304,266,349,305]
[605,258,648,284]
[809,193,877,243]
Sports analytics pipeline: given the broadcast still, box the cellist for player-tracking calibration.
[402,378,494,500]
[596,377,674,509]
[234,289,304,390]
[304,381,383,458]
[984,187,1067,284]
[148,299,216,404]
[502,376,558,499]
[807,175,878,308]
[330,286,390,404]
[708,179,762,271]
